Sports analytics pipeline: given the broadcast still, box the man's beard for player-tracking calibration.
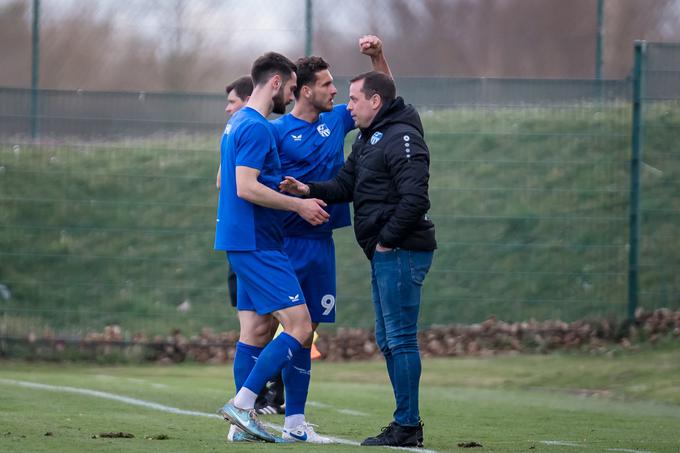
[272,90,287,114]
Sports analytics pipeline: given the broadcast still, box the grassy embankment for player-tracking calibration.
[1,104,678,336]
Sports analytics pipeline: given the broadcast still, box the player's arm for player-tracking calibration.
[216,164,221,189]
[236,166,329,226]
[359,35,393,79]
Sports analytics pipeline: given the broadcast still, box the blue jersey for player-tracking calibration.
[214,107,285,251]
[270,104,354,238]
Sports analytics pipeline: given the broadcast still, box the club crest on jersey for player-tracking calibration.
[316,123,331,137]
[370,131,383,145]
[291,134,302,142]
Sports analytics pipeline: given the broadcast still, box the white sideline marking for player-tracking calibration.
[540,440,584,447]
[540,441,654,453]
[308,400,369,416]
[0,379,435,453]
[338,409,370,416]
[0,378,219,418]
[95,374,169,389]
[607,449,652,453]
[306,400,331,408]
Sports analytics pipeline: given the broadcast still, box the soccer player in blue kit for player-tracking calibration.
[215,52,331,443]
[267,35,392,442]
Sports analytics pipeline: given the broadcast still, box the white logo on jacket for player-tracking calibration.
[291,134,302,142]
[370,131,383,145]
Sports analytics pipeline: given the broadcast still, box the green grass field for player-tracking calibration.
[2,347,680,452]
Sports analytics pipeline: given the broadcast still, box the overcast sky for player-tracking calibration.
[2,0,439,56]
[4,0,680,90]
[7,0,329,54]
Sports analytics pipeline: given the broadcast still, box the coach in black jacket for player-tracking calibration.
[280,71,436,448]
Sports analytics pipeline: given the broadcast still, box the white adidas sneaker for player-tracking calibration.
[282,422,334,444]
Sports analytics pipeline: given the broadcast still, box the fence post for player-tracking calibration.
[305,0,313,57]
[30,0,41,140]
[628,40,646,321]
[595,0,604,80]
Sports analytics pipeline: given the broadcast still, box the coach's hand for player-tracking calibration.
[376,243,393,252]
[296,198,330,226]
[280,176,310,196]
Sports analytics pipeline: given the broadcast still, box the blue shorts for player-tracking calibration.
[284,236,336,323]
[227,249,306,315]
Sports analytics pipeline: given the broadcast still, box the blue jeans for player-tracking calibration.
[371,248,433,426]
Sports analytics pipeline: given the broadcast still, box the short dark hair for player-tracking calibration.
[350,71,396,105]
[294,56,330,99]
[251,52,297,87]
[226,76,253,101]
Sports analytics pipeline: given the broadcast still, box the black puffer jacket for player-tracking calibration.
[308,97,436,259]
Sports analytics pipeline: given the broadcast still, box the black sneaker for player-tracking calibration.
[361,421,424,447]
[254,400,285,415]
[254,376,285,415]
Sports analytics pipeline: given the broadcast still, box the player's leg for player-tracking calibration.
[225,260,274,442]
[254,315,285,415]
[236,303,311,409]
[279,237,333,443]
[233,310,273,391]
[228,258,276,391]
[232,250,310,406]
[282,237,318,424]
[282,236,320,418]
[227,262,237,307]
[230,257,278,399]
[220,250,310,442]
[224,306,305,444]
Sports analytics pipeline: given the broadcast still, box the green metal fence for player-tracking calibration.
[1,44,679,338]
[634,42,680,315]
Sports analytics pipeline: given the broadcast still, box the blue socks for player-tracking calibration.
[241,332,303,397]
[233,341,263,393]
[282,347,312,417]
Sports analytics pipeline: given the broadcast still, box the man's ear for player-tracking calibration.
[371,93,382,110]
[271,74,282,90]
[302,85,312,99]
